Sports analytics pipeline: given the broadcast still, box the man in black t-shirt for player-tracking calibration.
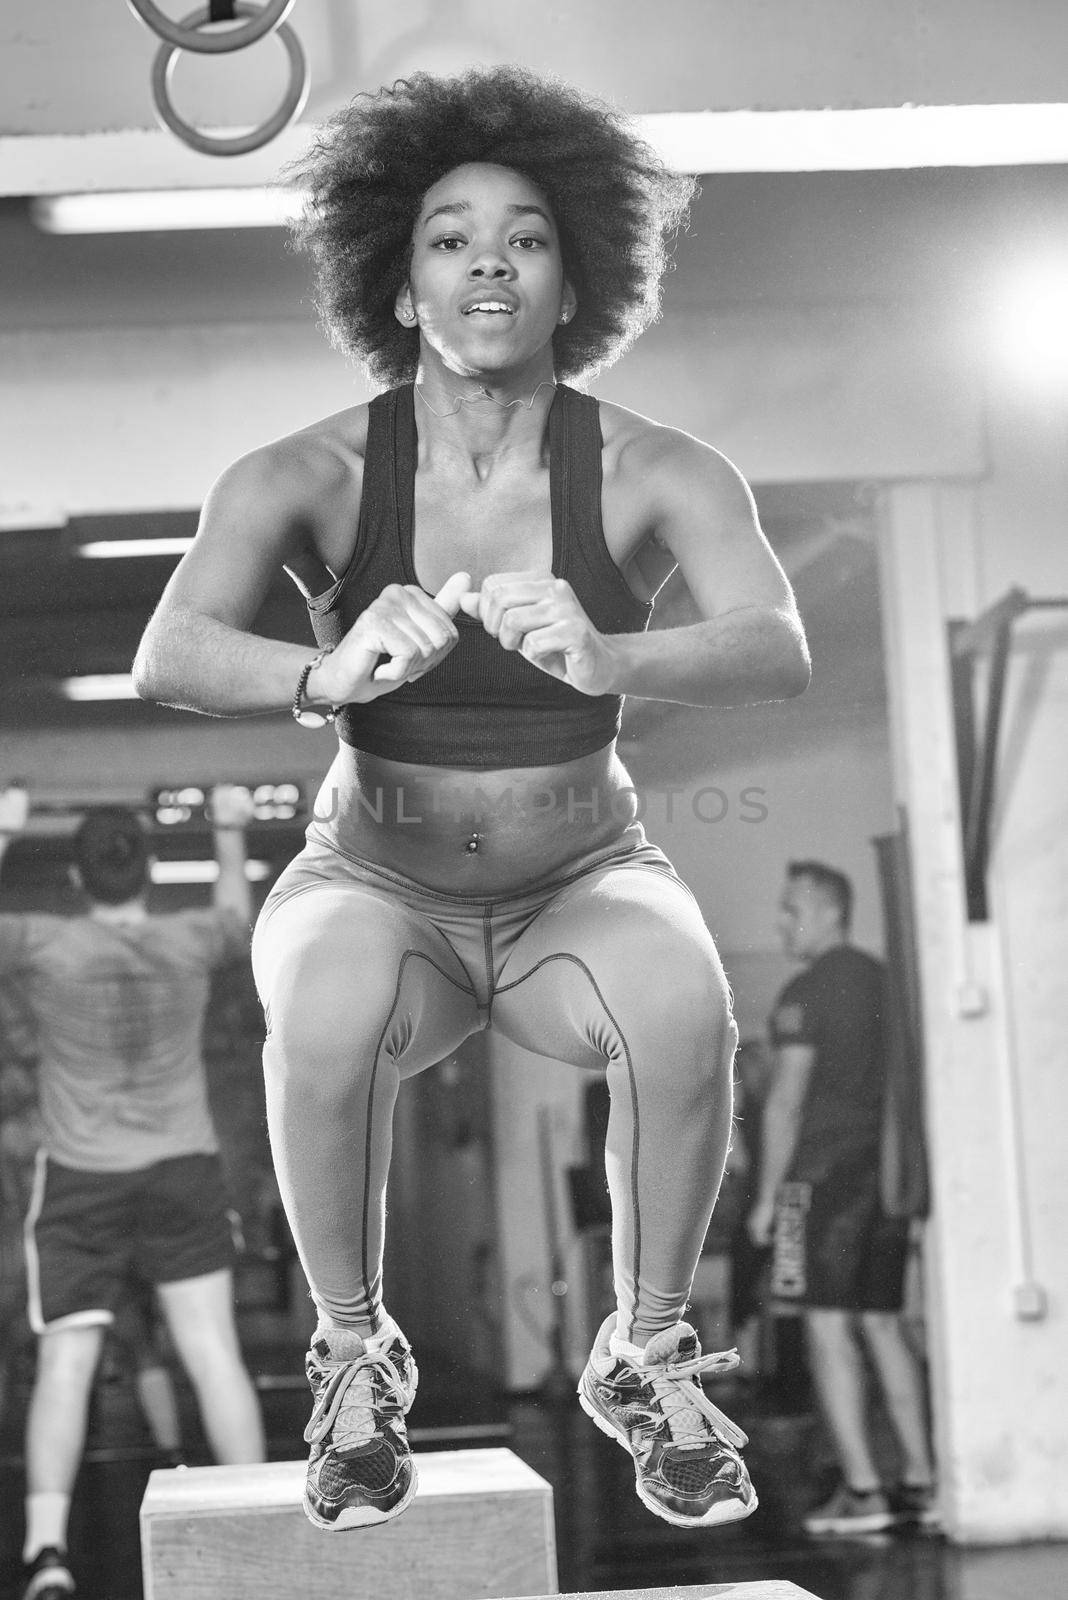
[748,861,937,1537]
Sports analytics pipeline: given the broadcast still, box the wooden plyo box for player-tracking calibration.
[500,1587,823,1600]
[140,1448,558,1600]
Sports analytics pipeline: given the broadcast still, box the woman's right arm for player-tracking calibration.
[132,443,347,717]
[133,440,472,718]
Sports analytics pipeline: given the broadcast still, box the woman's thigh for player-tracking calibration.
[489,863,735,1068]
[252,877,483,1083]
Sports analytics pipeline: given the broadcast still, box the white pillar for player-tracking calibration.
[878,482,1068,1541]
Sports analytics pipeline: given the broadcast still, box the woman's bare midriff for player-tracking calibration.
[309,740,641,895]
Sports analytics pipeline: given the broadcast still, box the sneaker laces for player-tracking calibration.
[641,1346,748,1451]
[304,1344,408,1451]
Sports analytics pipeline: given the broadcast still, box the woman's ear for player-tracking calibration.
[395,285,417,327]
[558,280,578,325]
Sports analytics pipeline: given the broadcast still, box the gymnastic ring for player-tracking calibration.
[127,0,296,55]
[150,8,309,157]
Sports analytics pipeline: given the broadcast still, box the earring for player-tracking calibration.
[401,305,416,324]
[558,309,571,325]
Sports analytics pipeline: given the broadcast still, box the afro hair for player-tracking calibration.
[288,65,696,387]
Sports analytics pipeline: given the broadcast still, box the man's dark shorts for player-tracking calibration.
[769,1151,909,1313]
[25,1151,236,1332]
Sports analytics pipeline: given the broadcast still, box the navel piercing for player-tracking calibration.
[466,832,481,854]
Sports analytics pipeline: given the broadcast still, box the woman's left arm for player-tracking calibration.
[606,429,811,707]
[461,426,810,705]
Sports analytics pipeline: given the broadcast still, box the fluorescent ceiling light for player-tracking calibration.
[59,674,140,701]
[78,538,194,558]
[30,186,303,234]
[151,860,272,884]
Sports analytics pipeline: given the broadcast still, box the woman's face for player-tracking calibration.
[398,162,576,382]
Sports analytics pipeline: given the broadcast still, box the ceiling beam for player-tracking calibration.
[7,103,1068,200]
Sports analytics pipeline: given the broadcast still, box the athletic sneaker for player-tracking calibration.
[803,1483,895,1536]
[889,1482,941,1530]
[577,1313,758,1528]
[302,1320,419,1530]
[21,1547,75,1600]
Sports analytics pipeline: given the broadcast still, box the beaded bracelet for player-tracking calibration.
[292,646,336,729]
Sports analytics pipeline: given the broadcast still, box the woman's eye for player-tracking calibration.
[512,235,545,250]
[430,235,465,251]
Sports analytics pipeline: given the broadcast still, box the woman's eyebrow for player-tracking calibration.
[506,204,552,223]
[422,200,471,225]
[420,200,552,227]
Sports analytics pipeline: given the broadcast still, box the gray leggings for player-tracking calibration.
[251,824,737,1346]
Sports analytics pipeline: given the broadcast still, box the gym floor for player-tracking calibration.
[1,1331,1065,1600]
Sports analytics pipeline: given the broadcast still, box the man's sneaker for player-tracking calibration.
[889,1482,941,1530]
[577,1313,758,1528]
[803,1484,895,1536]
[302,1320,419,1530]
[21,1547,75,1600]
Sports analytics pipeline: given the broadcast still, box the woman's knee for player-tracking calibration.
[604,885,735,1033]
[585,940,737,1111]
[641,948,738,1070]
[258,909,415,1094]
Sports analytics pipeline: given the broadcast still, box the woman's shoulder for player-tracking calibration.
[261,402,374,483]
[592,396,743,500]
[212,402,374,520]
[590,393,665,452]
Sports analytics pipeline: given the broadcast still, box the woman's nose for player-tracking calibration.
[468,250,513,279]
